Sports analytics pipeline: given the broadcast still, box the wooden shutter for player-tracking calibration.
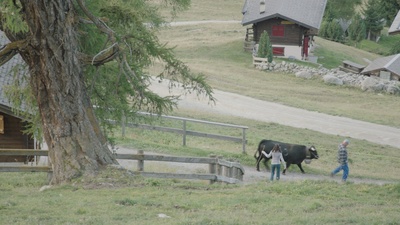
[272,25,285,37]
[272,47,285,56]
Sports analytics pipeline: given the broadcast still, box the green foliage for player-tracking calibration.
[324,0,362,21]
[77,0,214,125]
[347,13,366,43]
[3,64,42,141]
[379,0,400,25]
[357,29,400,56]
[390,40,400,54]
[257,31,273,62]
[0,0,28,33]
[319,20,344,42]
[363,0,384,39]
[0,0,215,143]
[318,20,329,37]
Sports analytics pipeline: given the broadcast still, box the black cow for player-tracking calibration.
[254,139,319,174]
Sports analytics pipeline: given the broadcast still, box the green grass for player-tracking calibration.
[1,171,400,225]
[356,28,400,56]
[2,1,400,224]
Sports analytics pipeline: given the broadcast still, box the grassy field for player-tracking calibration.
[155,22,400,128]
[1,170,400,225]
[1,1,400,224]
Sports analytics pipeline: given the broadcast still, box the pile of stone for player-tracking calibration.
[254,60,400,95]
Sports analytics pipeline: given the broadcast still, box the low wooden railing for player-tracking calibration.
[118,112,249,154]
[118,150,244,184]
[0,149,245,184]
[0,149,50,172]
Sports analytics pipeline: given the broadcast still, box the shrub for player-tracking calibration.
[257,30,273,62]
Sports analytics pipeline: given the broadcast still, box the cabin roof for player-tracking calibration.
[389,10,400,35]
[0,31,28,118]
[361,54,400,76]
[241,0,327,29]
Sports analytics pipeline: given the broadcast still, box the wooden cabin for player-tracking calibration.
[361,54,400,81]
[241,0,327,60]
[0,31,39,163]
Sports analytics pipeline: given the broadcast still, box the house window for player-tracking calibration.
[273,47,285,56]
[0,115,3,134]
[272,25,285,37]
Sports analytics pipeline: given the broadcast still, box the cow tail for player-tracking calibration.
[254,145,260,159]
[254,143,264,159]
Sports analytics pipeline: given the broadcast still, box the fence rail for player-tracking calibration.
[0,149,245,184]
[119,112,249,153]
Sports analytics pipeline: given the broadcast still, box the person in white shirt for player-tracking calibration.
[262,144,287,181]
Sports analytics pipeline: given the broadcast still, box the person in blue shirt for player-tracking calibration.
[262,144,286,181]
[331,139,350,182]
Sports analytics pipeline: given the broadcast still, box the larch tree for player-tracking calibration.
[0,0,214,185]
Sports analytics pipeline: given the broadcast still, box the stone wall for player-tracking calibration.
[255,61,400,95]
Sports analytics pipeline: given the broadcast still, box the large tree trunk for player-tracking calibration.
[18,0,118,184]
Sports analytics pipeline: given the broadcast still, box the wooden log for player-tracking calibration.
[0,166,51,172]
[209,154,217,184]
[0,149,48,156]
[137,150,144,171]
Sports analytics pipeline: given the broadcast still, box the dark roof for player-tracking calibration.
[0,31,27,117]
[389,10,400,35]
[361,54,400,76]
[241,0,327,30]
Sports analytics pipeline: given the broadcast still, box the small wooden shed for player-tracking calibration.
[361,54,400,81]
[241,0,327,60]
[0,31,39,163]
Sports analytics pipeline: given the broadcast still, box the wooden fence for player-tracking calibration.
[119,112,249,154]
[0,149,245,184]
[0,149,50,172]
[252,56,270,67]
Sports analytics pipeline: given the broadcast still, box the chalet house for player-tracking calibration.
[361,54,400,81]
[241,0,327,60]
[0,31,39,163]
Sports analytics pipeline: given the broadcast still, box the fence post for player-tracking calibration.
[242,128,247,154]
[121,112,126,138]
[209,154,217,184]
[217,156,223,176]
[224,160,230,179]
[182,120,187,146]
[137,150,144,171]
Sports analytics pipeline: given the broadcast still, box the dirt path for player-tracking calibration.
[149,78,400,149]
[115,146,394,185]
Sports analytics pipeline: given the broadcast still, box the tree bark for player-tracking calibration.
[18,0,118,184]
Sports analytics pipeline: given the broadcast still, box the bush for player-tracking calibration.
[257,30,273,62]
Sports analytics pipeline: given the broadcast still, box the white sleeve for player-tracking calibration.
[262,151,271,158]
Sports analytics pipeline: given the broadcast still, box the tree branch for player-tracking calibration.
[75,0,120,66]
[0,39,27,66]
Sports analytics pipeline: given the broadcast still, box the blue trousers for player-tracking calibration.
[332,163,349,181]
[270,164,281,181]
